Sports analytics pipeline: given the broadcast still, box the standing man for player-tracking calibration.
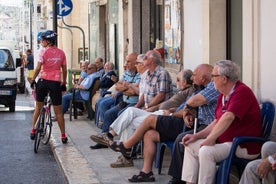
[29,30,68,144]
[24,49,34,95]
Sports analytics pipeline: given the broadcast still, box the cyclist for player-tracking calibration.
[30,30,68,144]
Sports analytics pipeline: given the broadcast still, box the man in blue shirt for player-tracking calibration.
[62,63,98,114]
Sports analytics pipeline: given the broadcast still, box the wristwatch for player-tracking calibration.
[268,155,275,164]
[184,104,197,111]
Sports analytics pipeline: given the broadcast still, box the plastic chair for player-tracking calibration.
[154,125,187,174]
[69,77,100,121]
[216,101,275,184]
[154,141,175,174]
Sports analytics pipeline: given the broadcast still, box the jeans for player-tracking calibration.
[97,96,115,123]
[101,102,136,133]
[62,91,83,114]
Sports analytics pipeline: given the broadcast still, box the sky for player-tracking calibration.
[0,0,23,7]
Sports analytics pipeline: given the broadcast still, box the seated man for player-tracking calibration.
[109,64,219,182]
[239,141,276,184]
[92,69,194,167]
[99,61,118,95]
[95,57,105,77]
[61,63,98,114]
[181,60,262,184]
[91,50,173,148]
[77,60,89,85]
[91,61,118,113]
[90,52,141,149]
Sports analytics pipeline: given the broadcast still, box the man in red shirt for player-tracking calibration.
[181,60,262,184]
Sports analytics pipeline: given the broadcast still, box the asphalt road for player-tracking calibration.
[0,94,66,184]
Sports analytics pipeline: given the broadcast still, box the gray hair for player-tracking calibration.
[105,61,115,70]
[182,69,193,85]
[137,54,145,60]
[149,50,162,65]
[215,60,240,82]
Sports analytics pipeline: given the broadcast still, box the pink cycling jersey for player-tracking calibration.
[38,46,67,82]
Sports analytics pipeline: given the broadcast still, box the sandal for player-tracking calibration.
[110,141,132,159]
[128,171,155,182]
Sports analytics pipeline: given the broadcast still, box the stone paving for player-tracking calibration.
[50,115,172,184]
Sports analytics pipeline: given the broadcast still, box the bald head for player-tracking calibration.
[192,64,213,86]
[125,52,138,72]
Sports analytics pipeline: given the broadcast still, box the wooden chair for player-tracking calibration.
[69,77,100,121]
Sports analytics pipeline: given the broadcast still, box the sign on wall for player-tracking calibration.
[56,0,73,17]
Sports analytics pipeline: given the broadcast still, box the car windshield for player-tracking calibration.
[0,49,15,70]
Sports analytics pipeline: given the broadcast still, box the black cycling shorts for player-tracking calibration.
[156,116,185,142]
[35,79,62,106]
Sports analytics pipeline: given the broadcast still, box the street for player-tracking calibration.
[0,94,66,184]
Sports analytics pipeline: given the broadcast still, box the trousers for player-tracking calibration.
[182,139,258,184]
[239,141,276,184]
[168,124,208,180]
[110,107,164,141]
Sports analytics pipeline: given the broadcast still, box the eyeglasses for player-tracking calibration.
[211,74,222,78]
[88,67,95,70]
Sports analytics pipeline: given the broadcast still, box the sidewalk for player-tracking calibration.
[50,114,172,184]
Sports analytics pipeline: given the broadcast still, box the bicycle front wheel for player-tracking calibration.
[34,109,45,153]
[41,110,52,145]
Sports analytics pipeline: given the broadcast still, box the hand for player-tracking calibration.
[60,84,67,92]
[183,109,195,128]
[257,158,272,178]
[200,137,216,147]
[272,161,276,170]
[182,134,197,146]
[162,110,171,116]
[30,80,36,89]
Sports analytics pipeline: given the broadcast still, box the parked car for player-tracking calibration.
[0,46,18,112]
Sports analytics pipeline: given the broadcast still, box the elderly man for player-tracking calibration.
[109,64,219,182]
[61,63,98,114]
[239,141,276,184]
[77,60,89,85]
[90,52,141,149]
[181,60,262,184]
[93,69,193,168]
[91,50,173,149]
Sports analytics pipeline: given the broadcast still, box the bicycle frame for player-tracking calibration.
[34,93,53,153]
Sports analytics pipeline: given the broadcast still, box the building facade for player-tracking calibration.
[36,0,276,137]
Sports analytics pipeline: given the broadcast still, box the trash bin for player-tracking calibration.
[68,69,81,88]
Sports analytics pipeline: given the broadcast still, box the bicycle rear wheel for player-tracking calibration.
[34,109,45,153]
[41,110,52,145]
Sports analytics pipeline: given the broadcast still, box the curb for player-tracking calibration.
[50,125,100,184]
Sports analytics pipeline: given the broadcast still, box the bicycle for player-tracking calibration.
[34,93,52,153]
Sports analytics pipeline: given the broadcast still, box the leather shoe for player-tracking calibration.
[90,143,108,149]
[168,177,186,184]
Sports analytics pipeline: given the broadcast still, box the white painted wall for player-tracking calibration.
[259,0,276,102]
[183,0,203,70]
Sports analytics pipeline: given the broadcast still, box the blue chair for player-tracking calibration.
[155,125,187,174]
[155,141,175,174]
[216,101,275,184]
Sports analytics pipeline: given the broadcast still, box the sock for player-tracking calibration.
[107,132,114,140]
[31,129,35,134]
[61,133,66,138]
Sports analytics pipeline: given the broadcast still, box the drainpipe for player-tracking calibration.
[58,23,73,68]
[62,16,86,63]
